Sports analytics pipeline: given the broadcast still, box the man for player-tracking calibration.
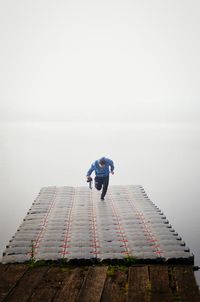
[86,157,115,200]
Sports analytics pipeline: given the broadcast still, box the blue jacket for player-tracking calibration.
[87,157,114,177]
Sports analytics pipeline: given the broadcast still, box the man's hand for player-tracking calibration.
[86,176,92,182]
[111,171,114,175]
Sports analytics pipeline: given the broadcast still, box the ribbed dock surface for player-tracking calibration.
[2,185,193,264]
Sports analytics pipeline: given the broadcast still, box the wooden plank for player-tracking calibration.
[0,263,10,301]
[174,266,200,302]
[126,266,150,302]
[101,267,128,302]
[1,264,199,302]
[4,266,49,302]
[28,267,71,302]
[53,267,89,302]
[76,266,107,302]
[0,264,28,302]
[149,266,174,302]
[0,264,9,275]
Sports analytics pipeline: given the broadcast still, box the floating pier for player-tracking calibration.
[1,185,200,301]
[2,185,194,264]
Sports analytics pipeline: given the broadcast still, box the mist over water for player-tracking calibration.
[1,121,200,283]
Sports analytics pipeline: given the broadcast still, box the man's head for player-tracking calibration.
[99,157,106,167]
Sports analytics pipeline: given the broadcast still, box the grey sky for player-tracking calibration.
[0,0,200,124]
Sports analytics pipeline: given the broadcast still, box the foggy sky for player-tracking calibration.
[0,0,200,125]
[1,1,200,284]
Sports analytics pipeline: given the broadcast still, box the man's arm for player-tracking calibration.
[86,163,95,177]
[108,159,114,173]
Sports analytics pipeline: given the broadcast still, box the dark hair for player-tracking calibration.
[99,158,106,165]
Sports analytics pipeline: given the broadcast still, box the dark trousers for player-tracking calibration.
[95,176,109,198]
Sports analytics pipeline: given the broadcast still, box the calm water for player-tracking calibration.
[1,122,200,284]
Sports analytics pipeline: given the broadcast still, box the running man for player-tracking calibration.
[86,157,115,200]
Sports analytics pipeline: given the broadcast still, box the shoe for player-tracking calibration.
[100,197,104,200]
